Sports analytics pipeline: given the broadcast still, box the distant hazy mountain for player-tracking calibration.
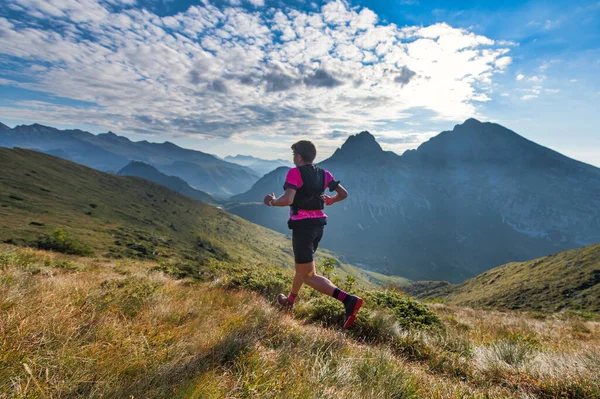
[0,123,260,197]
[224,155,291,177]
[225,119,600,282]
[117,161,222,205]
[230,166,290,202]
[1,147,398,288]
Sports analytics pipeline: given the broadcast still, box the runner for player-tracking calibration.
[263,140,363,328]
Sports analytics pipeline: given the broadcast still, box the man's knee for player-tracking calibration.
[302,271,323,285]
[295,262,317,283]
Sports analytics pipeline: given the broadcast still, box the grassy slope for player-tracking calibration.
[2,245,599,399]
[0,148,398,287]
[433,243,600,312]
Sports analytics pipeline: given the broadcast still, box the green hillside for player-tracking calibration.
[418,243,600,312]
[2,245,599,398]
[0,148,401,287]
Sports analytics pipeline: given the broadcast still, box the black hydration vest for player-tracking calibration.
[290,164,325,216]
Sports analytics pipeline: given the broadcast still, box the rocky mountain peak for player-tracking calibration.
[330,131,384,161]
[413,118,537,162]
[14,123,56,132]
[98,131,132,143]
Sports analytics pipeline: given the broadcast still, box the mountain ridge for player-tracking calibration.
[409,242,600,312]
[0,122,261,197]
[0,147,401,288]
[227,118,600,282]
[117,161,222,205]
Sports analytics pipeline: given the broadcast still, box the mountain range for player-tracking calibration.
[0,147,408,288]
[3,118,599,283]
[224,154,291,177]
[0,123,260,198]
[117,161,222,205]
[226,119,600,282]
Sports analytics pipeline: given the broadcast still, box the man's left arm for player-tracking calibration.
[264,188,296,207]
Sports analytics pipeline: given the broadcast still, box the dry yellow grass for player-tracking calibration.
[1,244,599,398]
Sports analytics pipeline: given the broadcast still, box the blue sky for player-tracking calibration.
[1,0,599,166]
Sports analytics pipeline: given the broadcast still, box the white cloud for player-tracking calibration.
[543,19,560,30]
[494,56,512,69]
[528,75,544,82]
[321,0,353,25]
[0,0,515,139]
[521,94,537,100]
[247,0,264,6]
[516,74,524,81]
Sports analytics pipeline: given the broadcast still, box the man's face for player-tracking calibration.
[293,153,302,166]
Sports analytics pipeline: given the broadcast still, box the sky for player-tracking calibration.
[0,0,599,166]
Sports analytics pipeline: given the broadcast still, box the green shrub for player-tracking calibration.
[295,297,415,344]
[566,310,600,322]
[320,257,336,279]
[34,228,93,256]
[0,252,15,270]
[294,296,345,326]
[151,260,210,280]
[365,290,441,330]
[225,267,291,299]
[0,250,40,271]
[47,259,79,271]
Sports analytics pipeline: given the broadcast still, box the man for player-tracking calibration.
[263,140,363,328]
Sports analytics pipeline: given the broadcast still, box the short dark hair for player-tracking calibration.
[291,140,317,163]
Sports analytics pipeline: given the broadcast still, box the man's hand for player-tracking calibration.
[322,194,336,206]
[264,193,276,206]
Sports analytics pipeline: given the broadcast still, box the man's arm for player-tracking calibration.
[264,188,296,207]
[324,184,348,205]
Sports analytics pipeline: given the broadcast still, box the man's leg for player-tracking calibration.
[286,270,304,304]
[281,225,363,327]
[294,260,335,295]
[296,260,363,328]
[282,261,332,306]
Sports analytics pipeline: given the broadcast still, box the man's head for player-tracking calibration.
[291,140,316,166]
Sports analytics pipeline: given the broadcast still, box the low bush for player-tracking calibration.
[365,290,442,330]
[46,258,79,271]
[34,228,93,256]
[225,266,292,299]
[295,296,345,326]
[295,291,441,344]
[0,250,41,271]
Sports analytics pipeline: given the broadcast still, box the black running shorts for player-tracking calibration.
[292,225,324,264]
